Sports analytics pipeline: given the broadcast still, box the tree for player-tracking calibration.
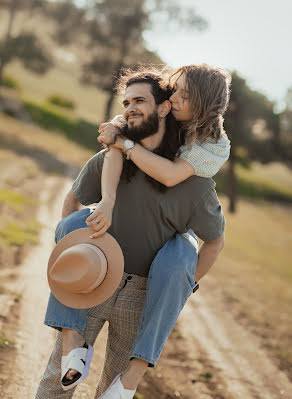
[0,0,53,89]
[224,72,280,212]
[50,0,207,120]
[280,87,292,141]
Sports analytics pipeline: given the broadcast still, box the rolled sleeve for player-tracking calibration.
[179,136,230,178]
[187,188,226,242]
[72,151,105,205]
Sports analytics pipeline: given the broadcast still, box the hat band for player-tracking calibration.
[77,244,107,294]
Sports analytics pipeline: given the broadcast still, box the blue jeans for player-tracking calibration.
[45,208,198,366]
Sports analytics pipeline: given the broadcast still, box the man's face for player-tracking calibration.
[122,83,159,141]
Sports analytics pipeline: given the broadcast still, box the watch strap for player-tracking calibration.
[192,281,199,293]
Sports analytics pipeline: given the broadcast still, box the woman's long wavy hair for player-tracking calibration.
[169,64,231,144]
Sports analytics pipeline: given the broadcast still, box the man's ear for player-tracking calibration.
[158,100,171,118]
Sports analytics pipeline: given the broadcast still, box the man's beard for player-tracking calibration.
[125,110,159,142]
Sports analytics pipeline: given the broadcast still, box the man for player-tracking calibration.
[36,71,225,399]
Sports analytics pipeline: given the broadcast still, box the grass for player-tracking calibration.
[2,74,21,91]
[23,100,98,150]
[0,114,94,266]
[0,189,34,213]
[0,220,41,246]
[213,196,292,375]
[7,61,123,123]
[0,330,14,348]
[199,371,213,379]
[215,163,292,204]
[0,113,94,166]
[47,94,75,110]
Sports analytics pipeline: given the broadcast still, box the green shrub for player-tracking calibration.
[0,220,41,246]
[23,100,100,150]
[214,169,292,204]
[2,75,20,90]
[0,189,33,213]
[47,94,75,110]
[0,330,13,348]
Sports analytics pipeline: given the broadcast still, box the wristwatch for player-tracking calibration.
[123,139,135,160]
[193,281,199,293]
[123,139,135,152]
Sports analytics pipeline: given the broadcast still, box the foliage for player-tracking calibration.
[47,0,207,119]
[2,74,20,90]
[0,189,33,212]
[45,0,86,45]
[280,86,292,141]
[199,371,213,379]
[214,165,292,204]
[23,100,100,150]
[0,0,53,86]
[0,220,40,246]
[223,72,281,212]
[0,32,53,74]
[47,94,75,110]
[0,330,13,348]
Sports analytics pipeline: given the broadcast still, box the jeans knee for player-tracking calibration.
[55,218,73,243]
[152,261,193,291]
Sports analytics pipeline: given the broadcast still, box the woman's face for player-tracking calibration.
[169,74,193,123]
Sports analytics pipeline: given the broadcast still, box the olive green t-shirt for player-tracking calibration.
[72,150,225,277]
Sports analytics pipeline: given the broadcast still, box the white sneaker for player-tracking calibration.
[99,373,136,399]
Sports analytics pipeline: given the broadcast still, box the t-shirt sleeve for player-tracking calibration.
[71,151,105,205]
[179,135,230,178]
[187,188,226,242]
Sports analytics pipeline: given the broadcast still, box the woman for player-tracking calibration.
[45,63,231,393]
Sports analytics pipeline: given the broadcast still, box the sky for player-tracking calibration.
[144,0,292,110]
[75,0,292,110]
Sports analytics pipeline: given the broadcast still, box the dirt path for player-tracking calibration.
[178,278,292,399]
[0,176,108,399]
[1,176,292,399]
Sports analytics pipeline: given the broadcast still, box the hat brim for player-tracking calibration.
[47,228,124,309]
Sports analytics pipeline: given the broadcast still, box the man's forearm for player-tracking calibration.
[62,190,81,218]
[194,234,225,281]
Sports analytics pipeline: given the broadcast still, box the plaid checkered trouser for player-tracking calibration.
[35,273,147,399]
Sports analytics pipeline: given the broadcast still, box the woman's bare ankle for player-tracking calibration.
[62,328,85,356]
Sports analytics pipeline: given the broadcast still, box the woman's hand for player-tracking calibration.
[98,123,120,146]
[86,199,114,238]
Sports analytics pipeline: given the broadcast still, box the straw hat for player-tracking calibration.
[47,228,124,309]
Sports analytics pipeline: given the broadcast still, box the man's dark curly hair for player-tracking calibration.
[117,67,185,192]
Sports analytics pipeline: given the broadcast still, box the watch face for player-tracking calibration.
[124,139,134,149]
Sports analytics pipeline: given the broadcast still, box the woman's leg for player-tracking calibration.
[45,208,92,334]
[45,208,93,381]
[129,230,199,368]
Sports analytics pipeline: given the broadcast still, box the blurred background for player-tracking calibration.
[0,0,291,397]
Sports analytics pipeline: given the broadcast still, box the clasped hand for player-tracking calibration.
[86,200,114,238]
[97,122,120,147]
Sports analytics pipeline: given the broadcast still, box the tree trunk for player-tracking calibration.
[103,58,124,120]
[227,148,237,213]
[104,91,115,121]
[0,59,6,87]
[272,113,281,149]
[103,39,128,120]
[0,0,17,87]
